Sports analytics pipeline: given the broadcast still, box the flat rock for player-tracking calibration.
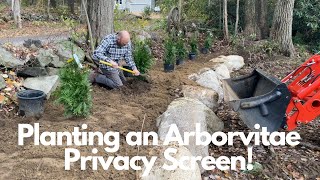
[17,67,48,77]
[36,48,59,67]
[23,75,59,99]
[55,40,85,62]
[0,47,24,68]
[46,67,60,76]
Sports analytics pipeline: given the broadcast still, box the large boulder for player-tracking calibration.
[23,75,59,99]
[189,68,223,102]
[0,76,5,90]
[36,48,60,67]
[46,67,60,76]
[213,63,230,79]
[0,47,24,68]
[135,30,152,42]
[156,97,224,172]
[210,55,245,72]
[55,40,85,62]
[141,143,202,180]
[182,85,219,110]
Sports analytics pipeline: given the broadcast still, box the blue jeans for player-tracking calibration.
[94,69,126,89]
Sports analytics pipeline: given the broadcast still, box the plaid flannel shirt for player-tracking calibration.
[92,33,137,71]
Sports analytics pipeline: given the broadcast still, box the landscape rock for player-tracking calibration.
[36,48,60,67]
[189,68,224,102]
[23,75,59,99]
[135,30,152,42]
[214,63,230,79]
[141,143,202,180]
[55,40,85,62]
[210,55,245,72]
[0,47,24,68]
[17,67,48,77]
[46,67,60,76]
[156,97,224,172]
[0,76,5,90]
[182,85,219,110]
[23,39,42,48]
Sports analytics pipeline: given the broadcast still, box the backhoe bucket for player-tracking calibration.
[222,69,291,132]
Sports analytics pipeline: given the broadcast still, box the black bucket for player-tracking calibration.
[176,58,184,65]
[17,90,46,118]
[222,69,291,132]
[201,48,209,54]
[189,53,196,60]
[164,64,174,72]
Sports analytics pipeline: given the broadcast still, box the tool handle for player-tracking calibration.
[99,60,135,74]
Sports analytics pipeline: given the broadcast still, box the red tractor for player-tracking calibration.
[223,55,320,132]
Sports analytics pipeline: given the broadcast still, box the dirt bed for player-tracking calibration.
[0,50,319,179]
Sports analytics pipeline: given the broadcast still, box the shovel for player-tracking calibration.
[99,60,150,83]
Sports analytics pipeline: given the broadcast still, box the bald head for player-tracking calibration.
[117,30,131,47]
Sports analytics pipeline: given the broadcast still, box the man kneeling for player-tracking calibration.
[90,30,140,89]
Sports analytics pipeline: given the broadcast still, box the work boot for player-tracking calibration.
[89,70,98,83]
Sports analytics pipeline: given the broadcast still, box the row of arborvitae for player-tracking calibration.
[163,31,214,72]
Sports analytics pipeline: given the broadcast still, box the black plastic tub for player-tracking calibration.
[17,90,46,118]
[189,53,196,60]
[164,64,174,72]
[201,48,209,54]
[176,58,184,65]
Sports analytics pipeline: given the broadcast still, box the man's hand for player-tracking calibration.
[132,69,140,76]
[110,60,119,68]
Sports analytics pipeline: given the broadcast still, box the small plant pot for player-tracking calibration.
[122,66,133,77]
[201,48,209,54]
[164,63,175,72]
[17,90,46,118]
[176,58,184,65]
[189,53,196,60]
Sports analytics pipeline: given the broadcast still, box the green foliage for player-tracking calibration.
[189,35,198,54]
[164,38,176,65]
[133,41,154,74]
[175,34,187,58]
[293,0,320,51]
[142,6,152,19]
[150,18,168,31]
[204,32,213,49]
[55,61,92,117]
[60,15,81,40]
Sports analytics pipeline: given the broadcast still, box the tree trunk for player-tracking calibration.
[235,0,239,35]
[223,0,229,41]
[244,0,260,39]
[68,0,75,14]
[258,0,269,39]
[13,0,22,29]
[47,0,50,15]
[87,0,114,47]
[51,0,57,8]
[271,0,295,57]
